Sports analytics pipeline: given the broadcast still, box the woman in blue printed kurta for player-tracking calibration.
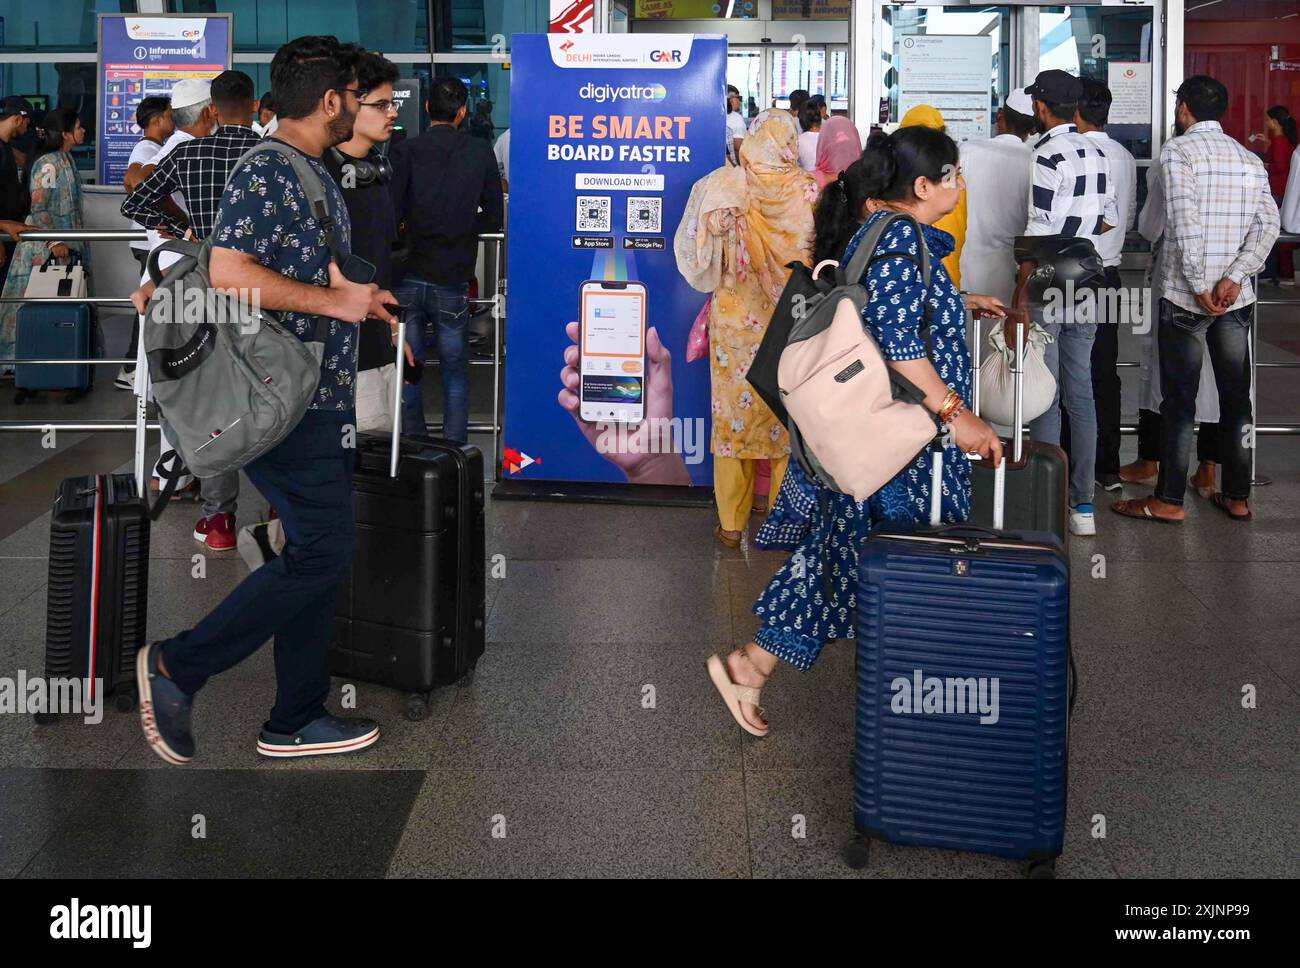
[706,126,1011,736]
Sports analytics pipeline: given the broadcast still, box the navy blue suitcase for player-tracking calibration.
[848,449,1074,877]
[15,302,94,398]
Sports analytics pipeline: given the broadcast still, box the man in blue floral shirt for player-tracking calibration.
[134,36,398,767]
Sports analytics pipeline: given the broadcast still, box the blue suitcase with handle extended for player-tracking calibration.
[847,446,1074,878]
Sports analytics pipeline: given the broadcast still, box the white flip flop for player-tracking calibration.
[706,654,769,738]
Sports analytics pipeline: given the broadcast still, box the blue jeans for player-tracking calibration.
[391,276,470,442]
[160,410,357,735]
[1155,298,1253,505]
[1029,311,1098,507]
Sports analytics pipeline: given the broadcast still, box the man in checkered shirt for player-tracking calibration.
[1012,69,1120,538]
[1113,75,1279,527]
[121,70,262,553]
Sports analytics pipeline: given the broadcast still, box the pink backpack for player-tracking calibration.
[775,212,941,501]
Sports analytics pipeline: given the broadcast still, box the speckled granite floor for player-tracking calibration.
[0,295,1297,878]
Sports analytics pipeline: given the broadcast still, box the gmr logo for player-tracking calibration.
[650,49,682,63]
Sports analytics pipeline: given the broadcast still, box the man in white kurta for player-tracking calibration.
[959,87,1037,304]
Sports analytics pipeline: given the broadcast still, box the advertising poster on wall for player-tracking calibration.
[97,14,232,186]
[502,33,726,495]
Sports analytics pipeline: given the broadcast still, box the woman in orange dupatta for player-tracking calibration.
[675,111,816,546]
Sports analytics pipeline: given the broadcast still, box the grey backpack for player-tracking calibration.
[141,139,343,496]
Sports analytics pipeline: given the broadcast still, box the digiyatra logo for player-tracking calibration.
[579,82,667,103]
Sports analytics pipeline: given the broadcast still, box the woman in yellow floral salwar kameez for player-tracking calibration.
[674,110,815,547]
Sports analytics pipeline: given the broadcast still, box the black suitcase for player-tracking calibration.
[40,474,150,721]
[969,440,1068,544]
[332,433,486,721]
[969,319,1070,544]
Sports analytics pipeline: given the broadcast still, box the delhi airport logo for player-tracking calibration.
[560,40,576,52]
[502,447,540,475]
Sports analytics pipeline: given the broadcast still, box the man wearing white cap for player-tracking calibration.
[958,87,1037,304]
[132,77,217,496]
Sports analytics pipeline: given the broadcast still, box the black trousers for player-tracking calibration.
[1137,409,1219,463]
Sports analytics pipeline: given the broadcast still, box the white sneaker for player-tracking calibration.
[1069,504,1096,537]
[114,366,135,391]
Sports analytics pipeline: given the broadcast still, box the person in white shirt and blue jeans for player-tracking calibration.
[1112,75,1279,526]
[1011,70,1119,537]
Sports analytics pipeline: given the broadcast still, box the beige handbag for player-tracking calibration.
[354,363,397,434]
[776,213,942,502]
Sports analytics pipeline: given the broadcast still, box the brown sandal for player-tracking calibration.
[714,524,741,548]
[1209,494,1252,522]
[1110,497,1183,525]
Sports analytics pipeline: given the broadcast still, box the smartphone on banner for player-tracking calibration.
[579,280,646,424]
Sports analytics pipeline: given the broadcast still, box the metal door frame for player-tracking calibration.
[853,0,1182,160]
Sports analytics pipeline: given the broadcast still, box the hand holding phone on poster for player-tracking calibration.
[558,321,692,486]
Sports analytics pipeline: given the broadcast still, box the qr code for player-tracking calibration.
[576,195,612,233]
[626,196,662,234]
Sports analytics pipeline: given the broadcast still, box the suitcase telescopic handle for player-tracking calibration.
[389,305,406,479]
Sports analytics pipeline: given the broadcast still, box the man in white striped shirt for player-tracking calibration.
[1112,75,1279,526]
[1013,69,1119,537]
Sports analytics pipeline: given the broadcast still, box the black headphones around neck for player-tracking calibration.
[329,146,392,187]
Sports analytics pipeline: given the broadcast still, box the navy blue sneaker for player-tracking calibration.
[256,715,380,759]
[136,642,195,765]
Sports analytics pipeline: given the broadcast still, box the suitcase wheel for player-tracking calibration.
[1026,858,1056,880]
[33,710,58,725]
[842,834,871,870]
[114,689,137,714]
[405,694,432,722]
[457,662,478,688]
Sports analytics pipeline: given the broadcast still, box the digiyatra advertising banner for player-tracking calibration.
[97,14,232,186]
[504,33,726,488]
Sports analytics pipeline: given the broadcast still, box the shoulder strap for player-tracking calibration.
[223,139,343,265]
[843,210,935,351]
[842,211,930,289]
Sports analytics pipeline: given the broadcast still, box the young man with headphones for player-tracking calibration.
[323,51,403,394]
[319,49,400,402]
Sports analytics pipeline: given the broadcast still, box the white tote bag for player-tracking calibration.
[978,324,1056,427]
[354,363,397,434]
[24,258,88,299]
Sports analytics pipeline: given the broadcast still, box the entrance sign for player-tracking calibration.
[898,35,991,142]
[1107,62,1152,126]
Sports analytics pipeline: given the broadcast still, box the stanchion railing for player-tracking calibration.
[1,227,508,486]
[969,234,1300,475]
